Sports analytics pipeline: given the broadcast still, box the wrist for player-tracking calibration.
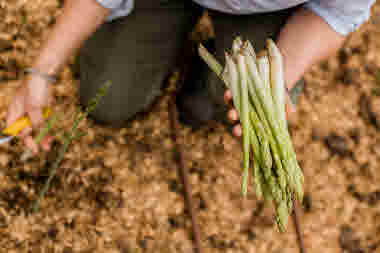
[278,46,303,91]
[33,60,60,76]
[25,72,51,90]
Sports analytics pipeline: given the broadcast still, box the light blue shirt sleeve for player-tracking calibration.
[95,0,134,21]
[305,0,376,36]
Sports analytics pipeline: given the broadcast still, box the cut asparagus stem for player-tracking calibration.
[245,44,295,196]
[249,104,288,191]
[248,55,272,170]
[244,45,283,144]
[267,39,287,129]
[226,53,263,166]
[246,40,257,64]
[257,52,271,101]
[198,38,304,231]
[245,47,293,165]
[266,39,304,200]
[236,52,251,196]
[249,108,272,170]
[199,45,266,183]
[198,44,225,83]
[245,45,301,198]
[249,129,263,166]
[225,53,241,111]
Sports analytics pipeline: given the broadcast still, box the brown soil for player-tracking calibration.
[1,1,380,252]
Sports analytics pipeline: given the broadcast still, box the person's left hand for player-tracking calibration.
[224,88,296,138]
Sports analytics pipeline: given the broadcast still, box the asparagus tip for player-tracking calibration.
[198,43,205,52]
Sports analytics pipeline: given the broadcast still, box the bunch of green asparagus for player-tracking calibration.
[198,37,304,231]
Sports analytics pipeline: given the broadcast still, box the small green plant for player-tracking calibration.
[32,81,111,213]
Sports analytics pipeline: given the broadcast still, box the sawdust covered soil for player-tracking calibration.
[1,1,380,252]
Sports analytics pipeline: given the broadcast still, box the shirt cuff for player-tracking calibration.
[305,2,369,36]
[95,0,134,21]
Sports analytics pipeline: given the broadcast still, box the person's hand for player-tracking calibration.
[6,75,54,153]
[224,88,296,138]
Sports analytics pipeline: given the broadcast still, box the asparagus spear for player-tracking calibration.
[225,53,241,111]
[198,44,224,80]
[248,108,273,170]
[267,39,287,128]
[252,159,263,198]
[246,40,257,65]
[275,200,289,232]
[236,52,251,196]
[257,52,271,102]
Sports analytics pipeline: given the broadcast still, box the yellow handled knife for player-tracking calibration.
[0,108,52,144]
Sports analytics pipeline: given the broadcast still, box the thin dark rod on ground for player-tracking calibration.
[168,97,203,253]
[292,199,306,253]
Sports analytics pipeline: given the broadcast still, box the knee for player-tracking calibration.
[78,80,159,127]
[80,96,128,127]
[86,108,126,127]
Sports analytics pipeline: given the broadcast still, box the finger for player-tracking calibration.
[224,90,232,105]
[285,102,296,118]
[27,106,44,128]
[285,92,296,117]
[19,126,33,138]
[40,135,54,151]
[233,124,242,137]
[228,109,239,122]
[47,89,54,106]
[287,100,296,113]
[23,136,39,154]
[19,127,35,152]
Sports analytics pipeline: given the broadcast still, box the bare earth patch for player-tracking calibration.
[0,1,380,252]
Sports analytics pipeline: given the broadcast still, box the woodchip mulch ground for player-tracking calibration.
[0,1,380,252]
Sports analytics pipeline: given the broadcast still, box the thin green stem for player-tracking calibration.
[32,81,111,213]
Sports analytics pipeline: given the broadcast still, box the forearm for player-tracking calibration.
[34,0,110,76]
[276,7,345,90]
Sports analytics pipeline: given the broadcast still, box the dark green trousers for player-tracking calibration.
[78,0,300,125]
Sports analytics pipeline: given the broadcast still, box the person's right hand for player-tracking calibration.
[6,75,54,154]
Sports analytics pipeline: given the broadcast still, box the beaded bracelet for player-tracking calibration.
[24,68,57,84]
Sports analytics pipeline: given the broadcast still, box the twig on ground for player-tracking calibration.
[168,97,203,253]
[292,199,306,253]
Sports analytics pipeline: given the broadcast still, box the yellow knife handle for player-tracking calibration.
[3,108,52,136]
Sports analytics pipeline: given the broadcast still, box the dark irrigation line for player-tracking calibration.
[292,199,307,253]
[168,97,203,253]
